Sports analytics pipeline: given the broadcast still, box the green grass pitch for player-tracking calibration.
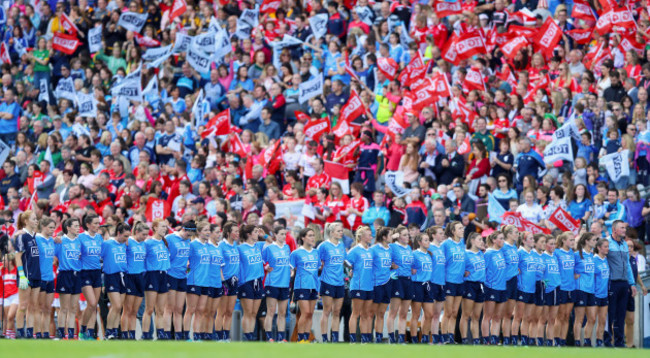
[0,341,648,358]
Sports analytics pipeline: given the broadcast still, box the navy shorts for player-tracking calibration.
[187,285,210,296]
[27,278,42,290]
[222,276,239,296]
[544,288,559,306]
[208,287,224,299]
[626,293,635,312]
[574,290,595,307]
[81,269,102,288]
[238,278,263,300]
[104,272,126,294]
[431,283,446,302]
[392,277,413,300]
[125,273,145,297]
[351,290,374,301]
[484,287,507,303]
[445,282,465,297]
[40,280,55,294]
[294,289,318,301]
[534,282,545,306]
[517,290,535,304]
[596,297,609,307]
[373,281,392,304]
[463,281,485,303]
[505,276,518,300]
[265,286,291,300]
[57,271,81,295]
[166,275,187,292]
[145,270,168,294]
[320,282,345,299]
[412,282,435,303]
[557,289,573,304]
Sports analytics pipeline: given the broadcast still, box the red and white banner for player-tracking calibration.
[548,207,581,234]
[451,97,478,129]
[339,91,365,123]
[565,28,593,45]
[169,0,187,22]
[228,133,247,157]
[501,36,528,60]
[294,110,310,122]
[303,116,331,141]
[145,197,171,222]
[260,0,282,13]
[463,67,486,92]
[502,211,552,234]
[0,42,10,64]
[60,12,79,36]
[441,33,460,65]
[433,0,462,17]
[134,33,161,47]
[408,80,437,110]
[259,139,283,175]
[596,7,636,35]
[431,72,452,99]
[455,30,487,61]
[201,109,231,138]
[53,32,81,54]
[619,34,644,55]
[572,0,596,20]
[377,57,399,80]
[508,25,538,39]
[324,160,350,194]
[534,17,562,57]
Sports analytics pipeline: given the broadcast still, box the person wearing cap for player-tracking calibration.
[401,111,426,145]
[192,197,208,218]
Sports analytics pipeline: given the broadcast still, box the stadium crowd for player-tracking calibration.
[0,0,649,348]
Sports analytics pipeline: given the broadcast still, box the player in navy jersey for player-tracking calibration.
[573,232,597,347]
[593,239,610,347]
[426,226,447,344]
[14,211,40,339]
[206,224,225,341]
[441,221,465,344]
[164,221,195,341]
[409,232,434,344]
[529,234,547,346]
[34,217,56,339]
[370,227,393,343]
[78,215,103,340]
[238,225,265,341]
[539,235,561,347]
[317,222,346,343]
[482,231,507,346]
[459,232,486,345]
[386,225,413,344]
[184,221,210,341]
[500,225,520,346]
[215,222,240,342]
[262,226,292,342]
[290,227,320,343]
[120,222,149,340]
[142,219,171,340]
[511,231,540,346]
[346,226,374,343]
[102,223,129,340]
[55,218,82,340]
[553,231,577,346]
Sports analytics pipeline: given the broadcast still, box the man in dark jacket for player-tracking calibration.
[0,160,21,203]
[603,71,626,104]
[433,141,464,185]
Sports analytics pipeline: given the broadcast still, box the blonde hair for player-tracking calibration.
[355,226,371,244]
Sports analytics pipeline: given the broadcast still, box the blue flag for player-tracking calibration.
[488,193,506,223]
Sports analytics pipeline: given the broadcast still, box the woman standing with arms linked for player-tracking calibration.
[54,218,82,340]
[141,219,170,340]
[290,227,320,343]
[318,222,346,343]
[262,226,292,342]
[238,225,265,341]
[78,215,103,340]
[121,222,149,340]
[441,221,466,344]
[164,221,194,340]
[215,222,240,342]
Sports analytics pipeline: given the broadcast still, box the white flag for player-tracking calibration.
[144,45,173,68]
[38,78,49,104]
[112,75,142,102]
[142,75,158,97]
[240,8,259,28]
[192,89,205,127]
[54,77,76,101]
[0,138,10,166]
[271,34,304,49]
[235,19,252,40]
[173,32,193,53]
[186,45,212,73]
[309,13,328,39]
[192,30,217,53]
[553,117,581,141]
[88,25,103,53]
[354,6,373,25]
[299,75,323,104]
[599,150,630,182]
[117,11,148,33]
[76,91,97,118]
[543,136,574,164]
[385,171,413,197]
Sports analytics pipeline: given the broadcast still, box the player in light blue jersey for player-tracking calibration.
[500,225,520,346]
[101,223,129,340]
[205,224,225,342]
[409,233,434,344]
[539,235,561,347]
[238,225,265,341]
[370,227,393,343]
[35,217,56,339]
[142,219,170,341]
[78,215,103,340]
[511,231,541,346]
[164,221,195,341]
[573,232,597,347]
[386,225,413,344]
[593,239,610,347]
[459,232,486,345]
[184,222,211,341]
[441,221,465,344]
[317,222,346,343]
[426,226,447,344]
[121,222,149,340]
[346,226,374,343]
[482,231,506,346]
[54,218,82,340]
[262,227,292,342]
[553,231,577,347]
[290,228,320,343]
[215,222,239,342]
[529,234,547,346]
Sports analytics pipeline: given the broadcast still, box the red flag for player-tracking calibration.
[410,80,438,110]
[0,42,10,64]
[511,8,537,26]
[433,0,462,17]
[597,0,617,12]
[463,67,486,92]
[52,32,81,54]
[398,65,427,87]
[534,17,562,57]
[259,140,283,174]
[431,72,452,98]
[565,29,593,45]
[377,57,399,80]
[502,211,552,234]
[228,133,247,157]
[134,33,161,47]
[497,65,517,88]
[324,160,350,193]
[451,97,478,129]
[339,91,365,123]
[508,25,538,39]
[60,12,79,36]
[169,0,187,22]
[294,111,310,122]
[500,36,528,60]
[572,0,596,20]
[260,0,282,13]
[201,109,231,138]
[26,191,38,211]
[549,207,581,234]
[596,7,636,35]
[619,33,644,55]
[334,139,361,161]
[441,33,460,65]
[303,116,331,141]
[455,30,487,61]
[145,197,171,222]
